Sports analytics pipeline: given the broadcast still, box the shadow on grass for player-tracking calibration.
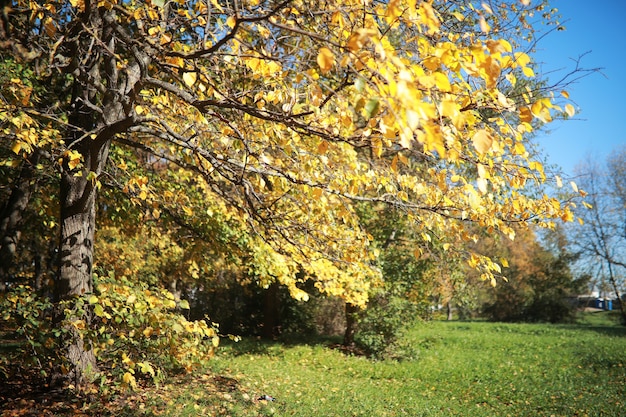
[220,333,342,357]
[565,324,626,337]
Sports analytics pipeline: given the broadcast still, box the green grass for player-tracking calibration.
[122,312,626,417]
[4,312,624,416]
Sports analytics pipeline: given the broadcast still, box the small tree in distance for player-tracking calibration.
[482,225,586,323]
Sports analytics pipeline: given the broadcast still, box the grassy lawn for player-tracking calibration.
[109,312,626,417]
[3,312,625,416]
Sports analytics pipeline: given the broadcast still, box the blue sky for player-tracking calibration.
[532,0,626,179]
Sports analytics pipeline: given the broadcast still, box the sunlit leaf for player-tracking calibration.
[479,17,490,33]
[182,72,197,87]
[472,130,492,154]
[122,372,137,389]
[317,47,335,74]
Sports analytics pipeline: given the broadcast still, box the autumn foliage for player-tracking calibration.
[1,0,584,390]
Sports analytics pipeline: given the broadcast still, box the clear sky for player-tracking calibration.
[532,0,626,180]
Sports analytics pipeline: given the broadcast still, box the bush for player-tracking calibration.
[354,292,419,360]
[85,271,220,391]
[0,285,58,378]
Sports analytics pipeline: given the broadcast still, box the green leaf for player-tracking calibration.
[364,98,380,119]
[355,77,366,93]
[94,304,105,317]
[178,299,190,309]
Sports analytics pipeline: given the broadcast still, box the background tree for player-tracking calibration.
[572,148,626,324]
[481,225,585,323]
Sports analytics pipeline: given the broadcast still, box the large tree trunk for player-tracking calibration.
[54,136,111,388]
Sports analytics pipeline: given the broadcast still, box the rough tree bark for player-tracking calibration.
[54,140,105,387]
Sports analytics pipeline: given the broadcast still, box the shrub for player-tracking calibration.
[85,271,220,391]
[354,292,419,360]
[0,285,58,378]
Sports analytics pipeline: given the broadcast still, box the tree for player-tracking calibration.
[572,149,626,324]
[1,0,584,388]
[482,225,584,323]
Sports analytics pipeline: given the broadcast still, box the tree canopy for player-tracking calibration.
[1,0,584,389]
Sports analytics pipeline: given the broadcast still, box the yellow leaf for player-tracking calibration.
[570,181,578,193]
[561,209,574,222]
[317,140,329,154]
[182,72,197,87]
[311,188,323,198]
[440,100,459,118]
[88,295,99,304]
[123,372,137,389]
[472,130,492,154]
[317,47,335,74]
[477,163,490,179]
[522,66,535,77]
[94,304,105,318]
[346,28,376,52]
[514,52,531,67]
[372,136,383,157]
[452,11,464,21]
[11,141,22,154]
[226,16,236,28]
[43,17,56,37]
[564,104,575,117]
[385,0,402,24]
[65,150,82,170]
[433,72,451,92]
[476,177,488,194]
[561,90,570,99]
[519,107,532,123]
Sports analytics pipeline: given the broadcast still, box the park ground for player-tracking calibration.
[1,311,625,416]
